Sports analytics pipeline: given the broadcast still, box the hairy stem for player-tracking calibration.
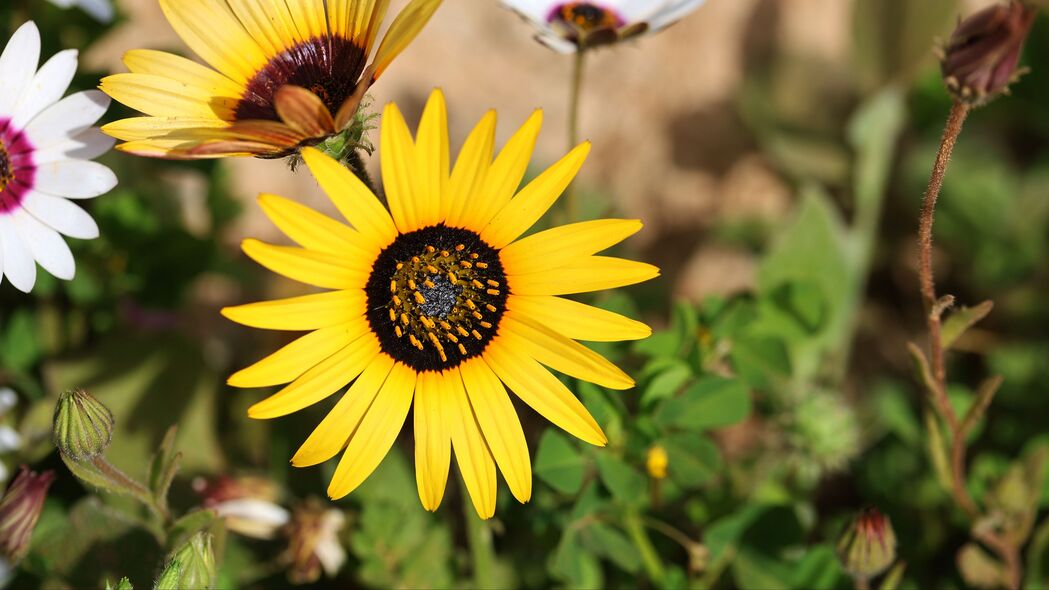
[918,101,970,433]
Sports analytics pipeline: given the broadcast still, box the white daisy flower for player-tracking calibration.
[0,21,116,293]
[0,388,21,484]
[45,0,115,23]
[502,0,705,52]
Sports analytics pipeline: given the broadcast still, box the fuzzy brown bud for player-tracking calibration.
[941,0,1036,104]
[52,388,114,461]
[0,466,56,564]
[836,508,897,580]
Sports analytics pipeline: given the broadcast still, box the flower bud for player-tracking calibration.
[941,0,1036,104]
[0,466,56,564]
[836,508,897,580]
[646,445,668,480]
[154,532,216,590]
[52,388,114,461]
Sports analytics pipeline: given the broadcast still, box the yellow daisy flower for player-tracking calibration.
[99,0,441,159]
[223,89,659,518]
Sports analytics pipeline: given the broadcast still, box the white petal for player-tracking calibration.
[0,388,16,415]
[214,499,291,527]
[24,90,110,148]
[33,159,117,199]
[0,22,41,115]
[501,0,556,24]
[0,426,22,454]
[14,210,75,280]
[20,192,99,239]
[0,215,37,292]
[75,0,115,22]
[12,49,78,128]
[647,0,705,31]
[32,128,116,165]
[315,537,347,576]
[535,32,578,53]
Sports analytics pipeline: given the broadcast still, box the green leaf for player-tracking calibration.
[581,522,642,574]
[641,362,693,407]
[552,529,603,588]
[595,455,646,505]
[790,545,844,590]
[534,430,586,495]
[654,377,751,432]
[1,309,42,372]
[167,510,219,552]
[148,426,181,513]
[106,577,134,590]
[942,301,994,350]
[729,335,792,387]
[767,281,828,334]
[662,432,723,489]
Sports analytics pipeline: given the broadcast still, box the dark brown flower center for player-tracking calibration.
[234,36,368,122]
[0,140,11,193]
[365,225,509,372]
[549,2,623,33]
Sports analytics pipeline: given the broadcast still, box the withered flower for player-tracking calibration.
[941,0,1036,104]
[283,499,346,585]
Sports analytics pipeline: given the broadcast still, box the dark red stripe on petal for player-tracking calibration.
[0,118,35,214]
[235,36,368,123]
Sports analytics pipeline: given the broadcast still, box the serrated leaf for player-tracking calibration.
[534,430,586,495]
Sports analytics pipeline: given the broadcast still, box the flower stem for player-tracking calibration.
[564,48,587,223]
[918,100,969,433]
[624,509,665,584]
[463,495,498,589]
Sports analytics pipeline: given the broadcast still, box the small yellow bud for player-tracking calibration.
[646,445,668,480]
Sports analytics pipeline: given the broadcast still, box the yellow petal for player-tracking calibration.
[371,0,443,79]
[292,353,394,466]
[257,193,377,259]
[221,289,366,330]
[380,102,420,233]
[499,219,642,276]
[241,239,370,290]
[502,313,634,390]
[446,367,498,519]
[444,110,495,224]
[328,361,417,499]
[506,295,651,342]
[227,0,296,56]
[102,117,230,142]
[301,147,398,247]
[508,256,660,296]
[484,338,607,446]
[413,89,449,228]
[460,358,532,503]
[482,142,591,249]
[99,73,237,119]
[274,85,335,137]
[413,370,451,511]
[248,332,380,419]
[458,110,541,233]
[228,321,363,388]
[285,0,327,41]
[122,49,244,97]
[158,0,268,85]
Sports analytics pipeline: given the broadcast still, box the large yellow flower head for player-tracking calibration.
[99,0,441,160]
[223,89,659,518]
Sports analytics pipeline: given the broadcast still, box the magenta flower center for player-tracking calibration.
[0,119,35,214]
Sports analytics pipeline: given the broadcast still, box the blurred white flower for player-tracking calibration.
[502,0,705,52]
[0,388,21,484]
[0,22,116,293]
[193,475,290,540]
[45,0,115,23]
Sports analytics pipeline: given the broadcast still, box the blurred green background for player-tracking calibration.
[1,0,1048,588]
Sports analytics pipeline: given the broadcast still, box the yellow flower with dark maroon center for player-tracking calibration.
[99,0,442,160]
[223,89,659,518]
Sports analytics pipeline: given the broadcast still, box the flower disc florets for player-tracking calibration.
[365,225,508,372]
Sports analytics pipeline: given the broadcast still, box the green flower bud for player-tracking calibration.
[836,508,897,580]
[52,388,114,461]
[0,466,56,564]
[154,532,216,590]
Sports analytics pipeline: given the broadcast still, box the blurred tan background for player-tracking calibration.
[83,0,998,300]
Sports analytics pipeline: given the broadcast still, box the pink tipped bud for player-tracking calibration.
[941,0,1036,104]
[0,466,56,564]
[836,508,897,580]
